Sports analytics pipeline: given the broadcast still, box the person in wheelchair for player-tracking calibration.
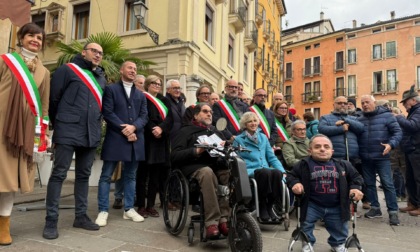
[171,103,230,239]
[234,112,286,221]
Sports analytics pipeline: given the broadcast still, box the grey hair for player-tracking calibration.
[291,120,306,130]
[136,74,145,80]
[361,94,375,101]
[239,112,259,130]
[166,79,179,89]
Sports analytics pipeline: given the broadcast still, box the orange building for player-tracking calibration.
[282,12,420,118]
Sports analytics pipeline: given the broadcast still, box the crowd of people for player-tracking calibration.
[0,23,419,252]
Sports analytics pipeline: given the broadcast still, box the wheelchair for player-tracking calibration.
[162,144,263,252]
[249,177,291,231]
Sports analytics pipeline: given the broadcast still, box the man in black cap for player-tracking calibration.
[395,85,420,216]
[347,98,362,117]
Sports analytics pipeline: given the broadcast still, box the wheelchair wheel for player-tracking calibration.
[163,169,189,235]
[228,212,263,252]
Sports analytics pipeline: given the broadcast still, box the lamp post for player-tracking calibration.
[267,82,276,103]
[132,1,159,45]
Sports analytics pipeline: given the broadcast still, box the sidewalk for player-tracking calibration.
[3,179,420,252]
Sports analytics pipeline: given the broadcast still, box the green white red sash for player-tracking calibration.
[249,105,271,139]
[275,118,290,142]
[218,99,240,132]
[1,52,48,152]
[144,92,168,119]
[67,63,103,111]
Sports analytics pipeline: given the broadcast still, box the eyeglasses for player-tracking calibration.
[335,102,348,105]
[255,94,267,98]
[85,48,104,57]
[199,92,211,96]
[201,109,213,114]
[226,85,238,89]
[278,107,288,110]
[171,87,182,91]
[150,81,162,87]
[294,128,306,131]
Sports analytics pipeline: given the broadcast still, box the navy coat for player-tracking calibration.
[357,106,402,160]
[49,54,107,147]
[318,113,364,159]
[101,81,148,161]
[396,103,420,153]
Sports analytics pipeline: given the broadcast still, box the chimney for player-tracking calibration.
[352,20,357,28]
[391,11,395,20]
[320,11,324,20]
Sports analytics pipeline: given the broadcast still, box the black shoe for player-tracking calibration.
[259,202,270,221]
[389,213,400,226]
[73,214,100,231]
[267,204,279,221]
[43,219,58,239]
[112,198,123,209]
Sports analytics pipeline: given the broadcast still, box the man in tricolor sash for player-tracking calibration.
[212,80,249,141]
[249,88,278,146]
[43,42,107,239]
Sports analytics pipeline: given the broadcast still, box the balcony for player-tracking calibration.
[302,91,323,103]
[302,65,323,77]
[272,41,280,58]
[244,21,258,52]
[254,47,263,68]
[229,0,247,33]
[263,59,271,78]
[334,61,345,72]
[255,3,264,27]
[284,70,293,81]
[372,81,399,94]
[387,81,399,93]
[284,94,293,104]
[263,20,271,40]
[333,88,347,98]
[268,31,275,49]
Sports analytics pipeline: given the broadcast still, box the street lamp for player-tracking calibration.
[267,82,275,94]
[132,1,159,45]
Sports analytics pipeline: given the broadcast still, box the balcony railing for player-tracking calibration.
[387,81,399,92]
[334,61,345,72]
[263,59,271,78]
[254,47,263,68]
[255,3,264,27]
[333,88,347,98]
[372,82,399,94]
[268,31,275,48]
[263,20,271,39]
[244,20,258,52]
[272,41,280,57]
[285,70,293,81]
[302,65,322,77]
[229,0,247,32]
[302,91,323,103]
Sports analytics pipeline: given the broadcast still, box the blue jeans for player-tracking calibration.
[46,144,96,220]
[114,166,124,200]
[362,159,398,213]
[98,158,138,212]
[302,201,348,247]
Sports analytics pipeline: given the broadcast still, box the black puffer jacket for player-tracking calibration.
[396,103,420,153]
[49,54,107,147]
[171,123,226,177]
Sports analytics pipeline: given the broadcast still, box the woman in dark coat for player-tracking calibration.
[136,75,173,218]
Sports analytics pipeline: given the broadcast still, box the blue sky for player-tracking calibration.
[283,0,419,30]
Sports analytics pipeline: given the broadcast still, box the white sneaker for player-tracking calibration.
[95,211,108,227]
[331,244,346,252]
[123,208,144,222]
[302,243,313,252]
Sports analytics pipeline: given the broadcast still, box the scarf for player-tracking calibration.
[245,130,258,144]
[2,75,37,168]
[192,120,210,129]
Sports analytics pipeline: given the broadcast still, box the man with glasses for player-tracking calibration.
[44,42,107,239]
[166,79,185,141]
[172,104,230,239]
[282,120,310,169]
[249,88,278,146]
[213,80,249,141]
[182,85,212,125]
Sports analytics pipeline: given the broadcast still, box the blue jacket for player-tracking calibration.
[49,54,107,147]
[101,81,148,161]
[357,106,402,160]
[306,120,319,139]
[396,103,420,153]
[318,113,364,159]
[233,129,285,176]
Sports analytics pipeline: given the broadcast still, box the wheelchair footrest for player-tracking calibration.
[191,214,202,222]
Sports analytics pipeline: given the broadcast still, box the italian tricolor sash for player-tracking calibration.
[218,99,240,132]
[275,118,290,142]
[144,92,168,119]
[249,105,270,139]
[67,63,103,111]
[1,52,48,152]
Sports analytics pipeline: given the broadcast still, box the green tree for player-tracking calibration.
[55,32,154,83]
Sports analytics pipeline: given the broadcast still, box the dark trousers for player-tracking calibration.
[254,168,283,202]
[46,144,96,220]
[405,150,420,207]
[136,162,169,208]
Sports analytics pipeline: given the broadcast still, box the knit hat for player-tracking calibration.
[347,98,357,107]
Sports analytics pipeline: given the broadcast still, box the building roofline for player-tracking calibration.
[282,29,347,49]
[348,13,420,32]
[282,19,334,35]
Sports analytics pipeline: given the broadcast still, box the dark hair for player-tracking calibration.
[192,103,211,116]
[17,23,46,51]
[303,111,315,121]
[195,85,211,99]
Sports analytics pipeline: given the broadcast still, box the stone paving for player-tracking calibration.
[3,178,420,252]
